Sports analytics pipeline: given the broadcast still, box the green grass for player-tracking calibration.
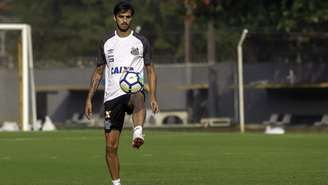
[0,130,328,185]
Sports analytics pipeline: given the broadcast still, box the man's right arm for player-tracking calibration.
[85,65,105,119]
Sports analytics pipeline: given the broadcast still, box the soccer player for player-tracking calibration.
[84,1,159,185]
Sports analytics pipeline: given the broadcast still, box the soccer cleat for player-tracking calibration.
[132,126,144,149]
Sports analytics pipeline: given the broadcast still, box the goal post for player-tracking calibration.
[0,24,36,131]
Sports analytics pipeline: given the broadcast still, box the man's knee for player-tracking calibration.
[105,134,119,155]
[106,143,118,155]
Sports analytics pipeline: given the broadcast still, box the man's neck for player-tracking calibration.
[116,29,132,38]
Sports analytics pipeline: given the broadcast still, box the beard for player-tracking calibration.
[117,22,130,32]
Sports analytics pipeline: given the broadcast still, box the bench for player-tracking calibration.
[154,111,188,126]
[314,114,328,127]
[263,113,291,126]
[200,117,231,127]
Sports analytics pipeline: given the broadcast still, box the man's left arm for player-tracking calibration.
[145,63,159,113]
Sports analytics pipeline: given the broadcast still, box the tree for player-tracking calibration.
[13,0,113,65]
[11,0,328,65]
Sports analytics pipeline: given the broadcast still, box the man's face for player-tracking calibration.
[114,10,133,32]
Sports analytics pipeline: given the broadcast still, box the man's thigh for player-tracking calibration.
[104,95,130,132]
[127,91,145,114]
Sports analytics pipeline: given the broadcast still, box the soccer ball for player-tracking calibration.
[119,71,144,93]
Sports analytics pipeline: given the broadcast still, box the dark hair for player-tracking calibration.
[113,1,135,16]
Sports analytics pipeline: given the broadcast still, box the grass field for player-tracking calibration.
[0,129,328,185]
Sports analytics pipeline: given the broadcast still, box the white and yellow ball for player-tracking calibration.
[119,71,144,93]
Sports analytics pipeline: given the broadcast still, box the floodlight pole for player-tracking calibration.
[237,29,248,133]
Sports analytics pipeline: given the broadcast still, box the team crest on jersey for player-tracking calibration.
[130,47,139,56]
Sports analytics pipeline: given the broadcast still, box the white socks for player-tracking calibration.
[112,178,121,185]
[133,125,143,139]
[134,125,143,133]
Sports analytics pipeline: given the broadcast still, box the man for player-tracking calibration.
[84,1,159,185]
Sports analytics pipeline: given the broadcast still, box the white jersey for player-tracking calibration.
[97,30,152,102]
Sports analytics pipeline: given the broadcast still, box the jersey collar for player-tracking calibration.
[115,30,133,39]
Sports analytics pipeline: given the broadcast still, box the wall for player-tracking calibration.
[1,62,328,125]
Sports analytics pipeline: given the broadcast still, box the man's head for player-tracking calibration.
[113,1,134,32]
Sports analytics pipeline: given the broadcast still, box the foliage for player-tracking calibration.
[194,0,328,32]
[13,0,114,63]
[9,0,328,65]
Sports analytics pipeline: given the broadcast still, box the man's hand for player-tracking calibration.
[150,97,159,113]
[84,99,93,120]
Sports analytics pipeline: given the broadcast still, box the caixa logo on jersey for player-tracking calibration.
[111,66,134,75]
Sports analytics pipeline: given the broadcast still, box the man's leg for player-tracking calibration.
[129,92,146,148]
[105,130,121,185]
